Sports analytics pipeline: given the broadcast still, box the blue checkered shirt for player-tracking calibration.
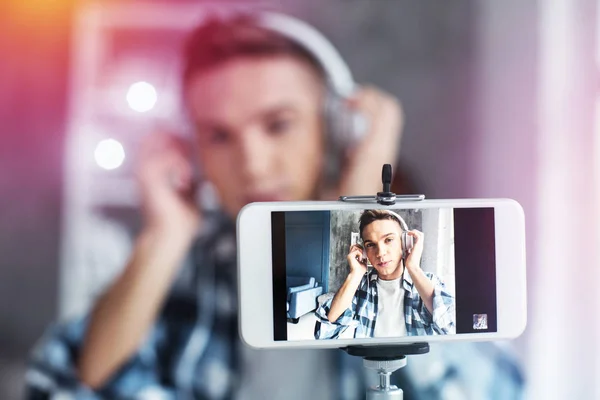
[315,269,455,340]
[24,212,524,400]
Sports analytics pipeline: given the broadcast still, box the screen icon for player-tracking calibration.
[473,314,488,330]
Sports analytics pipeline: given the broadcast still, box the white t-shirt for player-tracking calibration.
[374,277,407,337]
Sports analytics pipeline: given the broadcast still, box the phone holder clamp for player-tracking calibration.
[338,164,425,206]
[343,343,430,399]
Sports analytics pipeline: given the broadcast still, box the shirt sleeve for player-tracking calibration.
[24,315,176,400]
[418,272,456,334]
[313,274,372,340]
[313,295,355,340]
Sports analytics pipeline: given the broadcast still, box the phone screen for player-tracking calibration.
[270,207,497,341]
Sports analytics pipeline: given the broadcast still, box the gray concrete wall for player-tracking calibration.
[328,210,362,293]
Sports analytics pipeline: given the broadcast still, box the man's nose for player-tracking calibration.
[237,131,271,181]
[377,245,387,259]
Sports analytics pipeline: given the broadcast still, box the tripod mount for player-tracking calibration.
[343,343,430,399]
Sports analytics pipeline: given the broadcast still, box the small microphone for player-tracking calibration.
[376,164,396,206]
[382,164,392,193]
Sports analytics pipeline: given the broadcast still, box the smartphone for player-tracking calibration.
[237,198,527,348]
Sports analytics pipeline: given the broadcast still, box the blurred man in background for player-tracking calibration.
[25,12,523,400]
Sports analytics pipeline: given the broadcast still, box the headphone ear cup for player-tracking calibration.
[324,90,368,149]
[406,233,413,254]
[322,89,369,186]
[402,232,413,258]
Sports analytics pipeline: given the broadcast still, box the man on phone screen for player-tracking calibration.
[315,210,455,339]
[25,10,522,400]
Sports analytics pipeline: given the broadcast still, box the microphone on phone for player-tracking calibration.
[376,164,397,206]
[382,164,392,194]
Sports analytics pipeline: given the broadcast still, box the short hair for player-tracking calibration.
[181,14,325,89]
[359,210,404,239]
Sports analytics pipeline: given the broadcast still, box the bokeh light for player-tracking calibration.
[126,81,157,112]
[94,138,125,170]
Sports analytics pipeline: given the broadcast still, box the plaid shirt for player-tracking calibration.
[24,212,524,400]
[315,269,455,340]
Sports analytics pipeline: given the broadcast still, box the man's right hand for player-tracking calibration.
[327,244,367,323]
[79,132,202,389]
[136,132,201,240]
[347,244,368,276]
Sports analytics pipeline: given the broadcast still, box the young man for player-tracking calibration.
[25,12,523,400]
[315,210,455,340]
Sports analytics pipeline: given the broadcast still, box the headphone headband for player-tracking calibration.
[385,210,410,232]
[255,12,356,97]
[189,9,356,97]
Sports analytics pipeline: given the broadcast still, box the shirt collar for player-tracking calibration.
[368,269,379,282]
[369,264,413,290]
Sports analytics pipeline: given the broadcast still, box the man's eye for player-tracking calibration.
[386,238,394,243]
[366,243,374,248]
[266,119,292,135]
[208,129,230,144]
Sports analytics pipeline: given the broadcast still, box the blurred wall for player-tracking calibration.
[0,2,73,398]
[0,2,72,356]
